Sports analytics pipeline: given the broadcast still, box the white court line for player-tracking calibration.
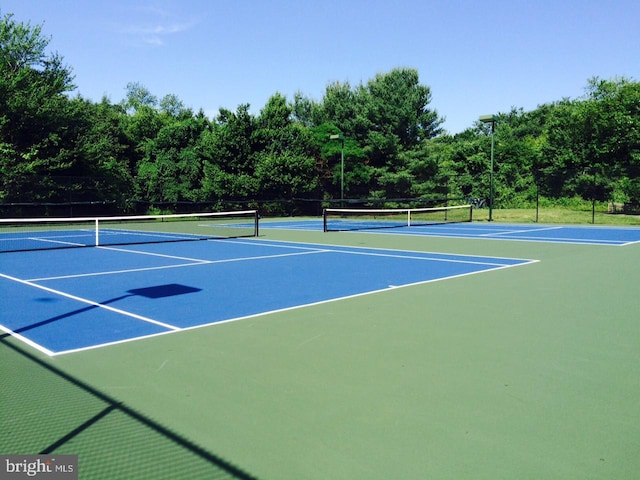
[27,249,329,282]
[239,237,538,263]
[479,226,563,237]
[0,272,180,331]
[471,234,625,245]
[620,239,640,246]
[357,229,630,246]
[27,262,210,282]
[50,258,539,356]
[212,237,329,251]
[98,245,216,262]
[0,324,56,357]
[27,237,89,247]
[44,328,179,355]
[330,249,516,267]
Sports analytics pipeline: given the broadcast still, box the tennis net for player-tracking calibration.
[0,210,259,253]
[323,205,473,232]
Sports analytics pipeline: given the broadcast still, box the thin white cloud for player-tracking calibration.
[123,21,196,46]
[136,5,176,19]
[115,5,198,47]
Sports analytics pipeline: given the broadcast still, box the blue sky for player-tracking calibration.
[3,0,639,134]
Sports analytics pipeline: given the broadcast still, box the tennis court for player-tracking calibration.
[2,211,640,479]
[1,237,534,355]
[263,219,640,246]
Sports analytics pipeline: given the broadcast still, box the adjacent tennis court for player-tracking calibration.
[262,219,640,246]
[2,210,639,479]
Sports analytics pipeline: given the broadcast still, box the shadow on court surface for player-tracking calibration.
[0,333,258,479]
[10,284,201,336]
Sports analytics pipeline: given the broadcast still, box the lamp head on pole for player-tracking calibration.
[479,114,497,132]
[479,114,497,124]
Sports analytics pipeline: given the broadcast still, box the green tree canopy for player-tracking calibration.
[0,11,76,202]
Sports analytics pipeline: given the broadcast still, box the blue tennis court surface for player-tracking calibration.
[262,219,640,245]
[0,239,536,355]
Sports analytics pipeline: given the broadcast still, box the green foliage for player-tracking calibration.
[201,104,258,200]
[0,12,78,202]
[252,94,318,199]
[136,117,205,203]
[0,12,52,73]
[254,151,318,199]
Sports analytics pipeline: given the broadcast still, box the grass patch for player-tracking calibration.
[473,207,640,225]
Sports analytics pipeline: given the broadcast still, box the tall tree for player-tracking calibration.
[252,93,318,201]
[201,104,258,200]
[580,77,640,203]
[0,12,76,202]
[136,116,206,203]
[319,80,371,143]
[121,81,157,113]
[365,68,443,149]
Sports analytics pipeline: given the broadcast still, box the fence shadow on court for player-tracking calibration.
[10,283,201,338]
[0,335,259,479]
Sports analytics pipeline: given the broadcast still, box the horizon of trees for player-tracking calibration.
[2,11,639,217]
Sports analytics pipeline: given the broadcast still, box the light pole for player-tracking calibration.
[479,114,497,221]
[329,134,345,206]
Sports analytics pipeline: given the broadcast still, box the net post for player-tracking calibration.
[254,210,259,237]
[323,209,328,232]
[95,218,99,246]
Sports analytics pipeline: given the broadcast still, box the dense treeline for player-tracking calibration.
[1,12,639,216]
